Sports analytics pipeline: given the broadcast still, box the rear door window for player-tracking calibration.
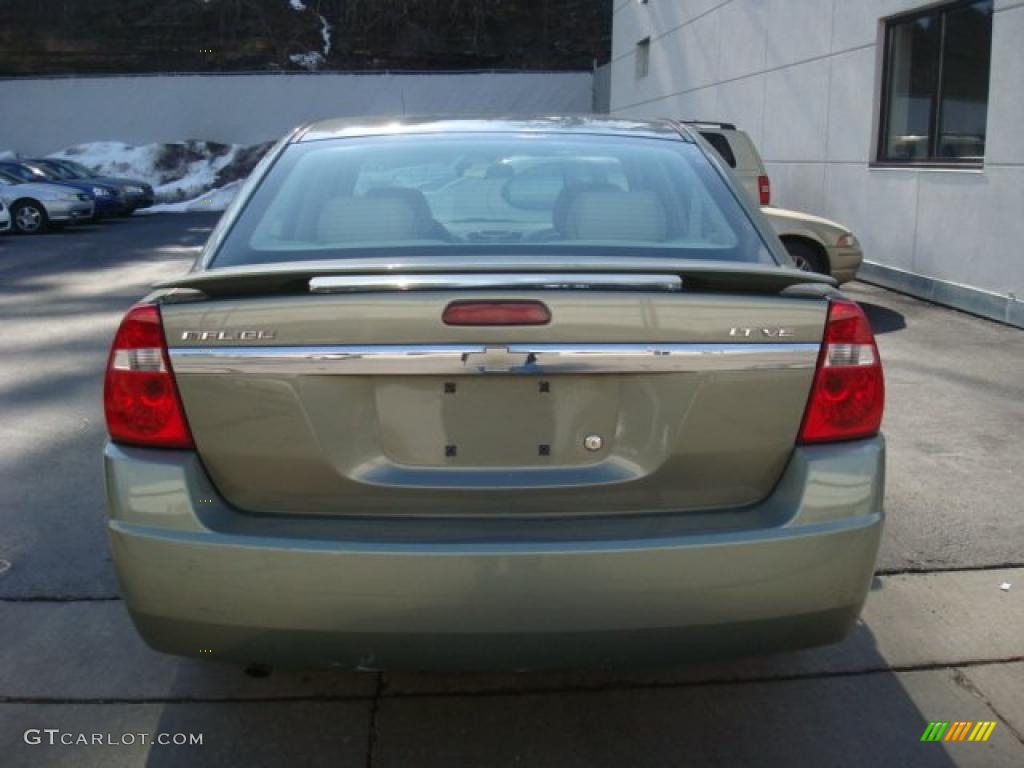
[699,132,737,168]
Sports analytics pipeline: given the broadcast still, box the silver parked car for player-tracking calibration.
[0,199,11,233]
[0,170,94,234]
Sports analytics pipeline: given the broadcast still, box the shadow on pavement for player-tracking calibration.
[0,214,218,598]
[0,213,217,299]
[133,625,974,768]
[858,300,907,335]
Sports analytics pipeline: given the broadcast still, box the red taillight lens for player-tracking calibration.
[443,300,551,326]
[758,175,771,206]
[798,297,884,444]
[104,304,193,449]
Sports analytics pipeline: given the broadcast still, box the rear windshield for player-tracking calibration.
[212,133,773,267]
[699,132,737,168]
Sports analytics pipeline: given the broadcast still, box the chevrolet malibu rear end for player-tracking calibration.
[103,117,884,670]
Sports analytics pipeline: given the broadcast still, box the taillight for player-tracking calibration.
[443,300,551,326]
[104,304,193,449]
[758,175,771,206]
[798,297,884,444]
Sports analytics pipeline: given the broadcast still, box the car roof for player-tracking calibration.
[296,115,692,143]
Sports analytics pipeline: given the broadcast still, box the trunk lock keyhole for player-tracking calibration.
[583,435,603,452]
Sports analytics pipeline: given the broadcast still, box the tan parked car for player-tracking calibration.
[103,116,885,670]
[761,206,863,285]
[680,121,863,284]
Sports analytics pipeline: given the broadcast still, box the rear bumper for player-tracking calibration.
[105,438,885,670]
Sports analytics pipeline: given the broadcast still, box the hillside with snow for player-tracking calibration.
[46,140,271,213]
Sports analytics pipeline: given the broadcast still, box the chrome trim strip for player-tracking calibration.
[169,343,819,376]
[309,273,682,294]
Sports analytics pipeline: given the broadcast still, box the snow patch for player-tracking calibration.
[48,140,271,213]
[51,141,163,182]
[286,0,332,71]
[289,51,325,71]
[152,145,242,204]
[140,180,243,214]
[319,13,333,58]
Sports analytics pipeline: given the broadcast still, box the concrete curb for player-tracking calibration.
[859,261,1024,329]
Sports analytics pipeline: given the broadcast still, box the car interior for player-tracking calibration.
[243,138,748,262]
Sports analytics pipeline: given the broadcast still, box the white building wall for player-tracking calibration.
[610,0,1024,326]
[0,71,594,156]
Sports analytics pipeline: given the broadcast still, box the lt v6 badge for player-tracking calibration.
[729,327,795,338]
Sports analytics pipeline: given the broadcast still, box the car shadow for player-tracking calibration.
[133,621,966,768]
[858,301,907,335]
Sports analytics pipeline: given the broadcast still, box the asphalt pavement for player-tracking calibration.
[0,214,1021,766]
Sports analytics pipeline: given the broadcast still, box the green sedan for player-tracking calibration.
[103,116,885,670]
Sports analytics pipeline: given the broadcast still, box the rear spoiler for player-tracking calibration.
[154,257,836,298]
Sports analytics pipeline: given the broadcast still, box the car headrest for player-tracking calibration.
[316,195,419,243]
[552,182,622,235]
[364,186,436,227]
[562,189,668,242]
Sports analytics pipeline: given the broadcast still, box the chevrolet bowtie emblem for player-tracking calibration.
[462,347,532,373]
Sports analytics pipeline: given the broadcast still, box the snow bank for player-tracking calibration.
[47,140,271,213]
[142,180,243,214]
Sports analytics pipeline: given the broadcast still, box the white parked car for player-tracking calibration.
[679,121,862,284]
[0,170,94,234]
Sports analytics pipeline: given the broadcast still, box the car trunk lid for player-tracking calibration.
[159,264,830,518]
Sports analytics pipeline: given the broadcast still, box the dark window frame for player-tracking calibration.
[875,0,993,168]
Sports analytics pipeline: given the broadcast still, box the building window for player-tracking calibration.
[635,37,650,79]
[878,0,993,165]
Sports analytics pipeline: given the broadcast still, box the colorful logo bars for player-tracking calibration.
[921,721,997,742]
